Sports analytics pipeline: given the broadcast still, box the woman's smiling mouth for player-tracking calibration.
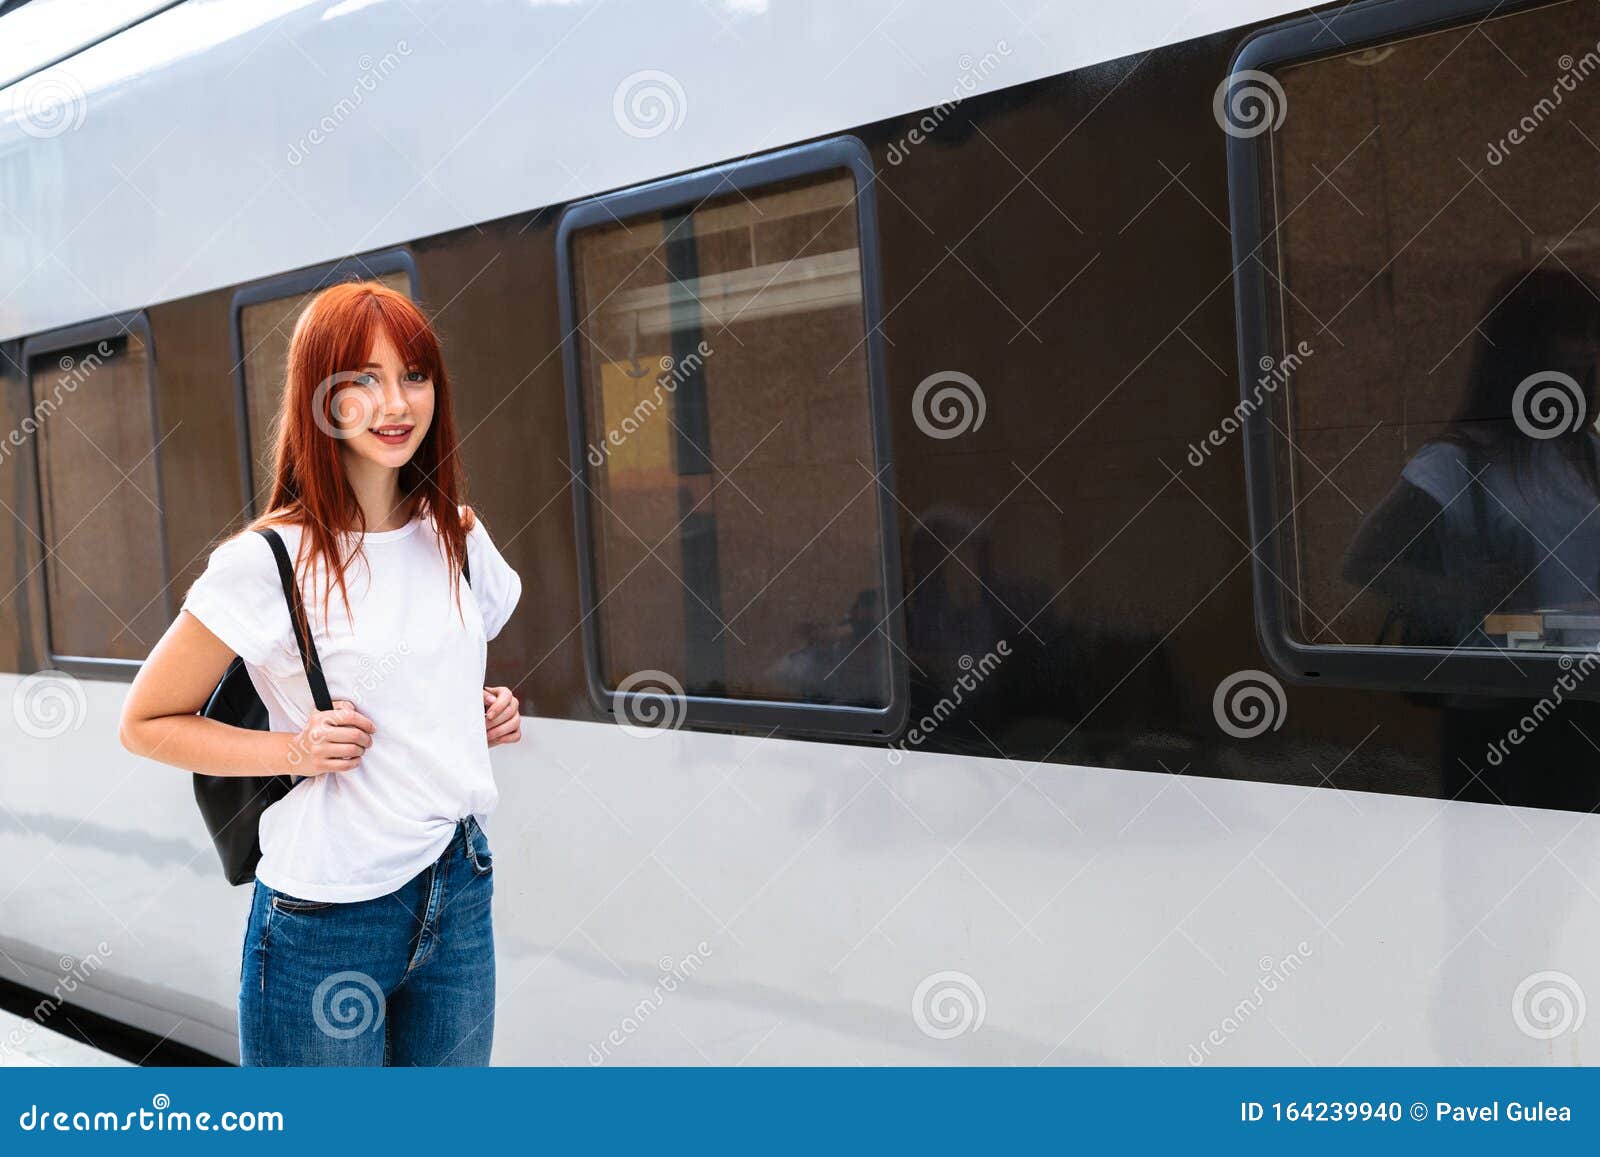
[370,424,414,445]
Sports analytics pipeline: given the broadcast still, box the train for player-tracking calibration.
[3,0,1599,1064]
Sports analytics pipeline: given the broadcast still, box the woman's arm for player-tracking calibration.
[118,610,374,777]
[1343,478,1452,603]
[1343,476,1520,641]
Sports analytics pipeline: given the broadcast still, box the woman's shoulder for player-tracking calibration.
[1401,437,1475,503]
[208,525,273,566]
[457,505,503,552]
[205,518,307,575]
[451,503,521,635]
[1407,437,1473,467]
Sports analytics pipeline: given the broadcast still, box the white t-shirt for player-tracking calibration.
[1402,436,1600,608]
[181,506,523,902]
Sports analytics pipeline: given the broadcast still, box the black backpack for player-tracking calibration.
[193,526,468,885]
[193,529,325,886]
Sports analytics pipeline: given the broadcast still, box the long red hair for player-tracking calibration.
[248,279,472,629]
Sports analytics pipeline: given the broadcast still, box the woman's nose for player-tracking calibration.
[381,377,408,415]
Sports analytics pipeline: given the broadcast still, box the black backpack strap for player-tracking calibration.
[255,528,334,713]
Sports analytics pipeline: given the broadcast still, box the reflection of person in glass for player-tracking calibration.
[1344,268,1600,650]
[767,589,884,707]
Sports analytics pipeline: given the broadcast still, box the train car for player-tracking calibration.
[3,0,1600,1064]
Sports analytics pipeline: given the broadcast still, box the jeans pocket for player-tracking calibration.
[466,820,494,877]
[270,891,335,914]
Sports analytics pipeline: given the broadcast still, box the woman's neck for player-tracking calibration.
[340,452,411,532]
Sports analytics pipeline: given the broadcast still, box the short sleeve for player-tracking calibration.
[181,532,294,666]
[465,511,522,641]
[1401,440,1470,510]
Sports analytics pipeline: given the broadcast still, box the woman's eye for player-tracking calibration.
[355,372,378,387]
[405,370,428,384]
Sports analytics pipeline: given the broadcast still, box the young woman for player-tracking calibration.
[119,280,524,1066]
[1343,267,1600,650]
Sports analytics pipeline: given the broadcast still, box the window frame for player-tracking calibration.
[1227,0,1580,698]
[21,310,169,678]
[229,249,419,514]
[554,135,909,739]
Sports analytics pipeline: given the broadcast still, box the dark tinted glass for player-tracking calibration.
[31,331,168,660]
[569,169,892,705]
[1253,1,1600,654]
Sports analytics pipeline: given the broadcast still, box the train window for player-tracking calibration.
[231,251,417,512]
[23,314,171,668]
[556,137,906,737]
[1228,0,1600,696]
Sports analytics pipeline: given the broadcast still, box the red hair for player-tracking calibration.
[248,279,472,630]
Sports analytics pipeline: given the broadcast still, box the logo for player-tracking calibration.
[1212,669,1287,739]
[1513,970,1586,1040]
[613,669,687,738]
[912,970,986,1039]
[13,670,87,739]
[311,971,386,1039]
[912,371,986,439]
[1512,371,1586,440]
[310,371,385,440]
[12,69,87,139]
[612,70,687,138]
[1213,70,1287,139]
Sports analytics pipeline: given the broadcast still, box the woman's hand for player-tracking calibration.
[483,686,521,747]
[120,610,369,779]
[286,699,376,775]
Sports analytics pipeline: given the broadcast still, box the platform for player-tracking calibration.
[0,1006,131,1067]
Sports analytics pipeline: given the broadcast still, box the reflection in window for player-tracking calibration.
[31,331,170,661]
[237,269,411,511]
[568,169,892,706]
[1252,0,1600,653]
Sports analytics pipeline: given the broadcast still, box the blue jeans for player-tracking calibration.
[238,816,495,1066]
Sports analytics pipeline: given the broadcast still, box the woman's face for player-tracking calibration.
[336,327,435,469]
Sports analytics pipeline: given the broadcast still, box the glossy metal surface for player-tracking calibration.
[0,0,1304,342]
[4,689,1597,1064]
